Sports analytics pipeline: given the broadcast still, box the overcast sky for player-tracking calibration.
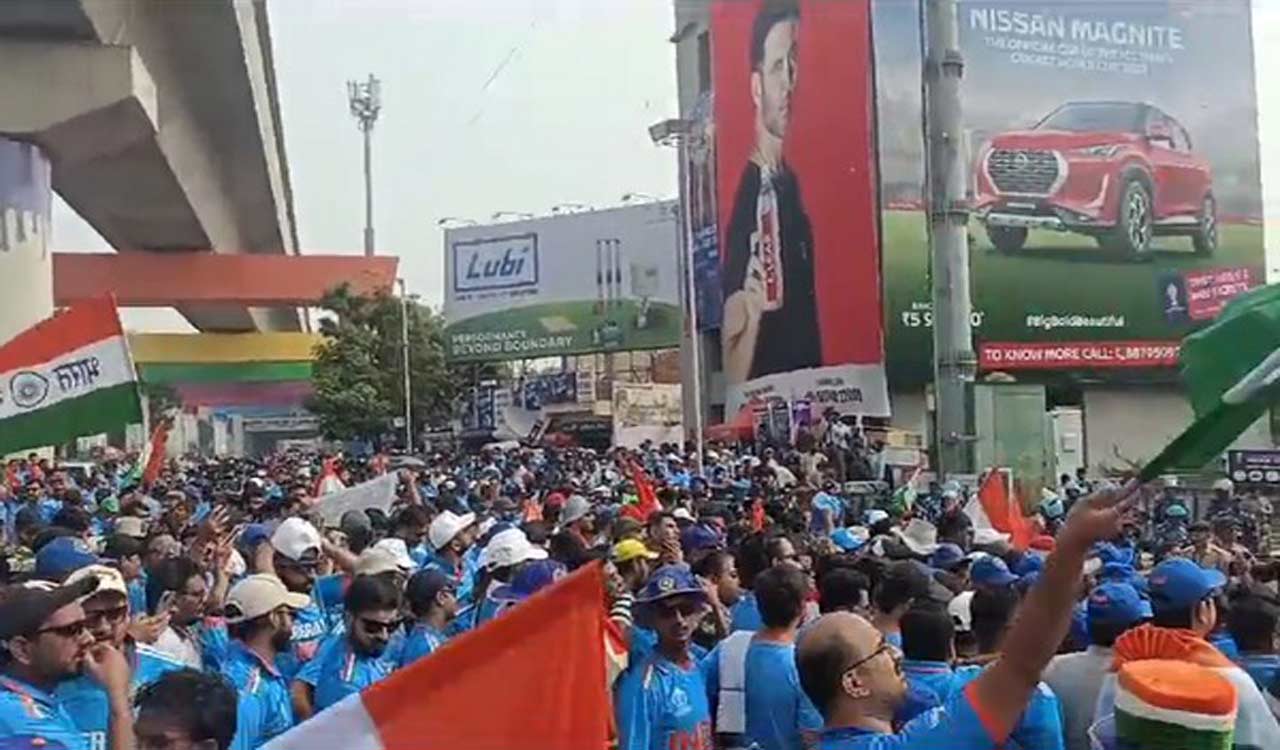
[51,0,1280,332]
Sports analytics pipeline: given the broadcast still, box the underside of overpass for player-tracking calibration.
[0,0,302,334]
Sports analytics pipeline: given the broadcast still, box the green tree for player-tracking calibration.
[307,285,494,446]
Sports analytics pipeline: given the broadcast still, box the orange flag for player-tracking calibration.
[265,563,611,750]
[141,419,171,486]
[621,461,663,522]
[973,469,1036,551]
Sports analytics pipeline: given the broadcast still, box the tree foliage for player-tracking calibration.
[307,285,491,445]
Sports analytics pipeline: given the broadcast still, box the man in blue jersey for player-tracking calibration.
[615,564,714,750]
[267,519,330,680]
[221,574,309,750]
[400,569,457,667]
[796,481,1137,749]
[702,564,822,750]
[54,566,184,750]
[423,511,477,596]
[135,669,239,750]
[0,578,133,750]
[897,601,956,717]
[292,575,400,718]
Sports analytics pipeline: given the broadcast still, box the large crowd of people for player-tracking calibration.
[0,440,1277,750]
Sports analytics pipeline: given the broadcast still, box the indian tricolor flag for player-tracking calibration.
[264,562,612,750]
[0,297,141,455]
[1141,283,1280,479]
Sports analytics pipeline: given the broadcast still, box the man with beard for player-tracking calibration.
[292,575,401,718]
[55,565,185,750]
[721,0,819,384]
[221,574,310,750]
[0,577,133,750]
[615,564,714,750]
[266,518,331,680]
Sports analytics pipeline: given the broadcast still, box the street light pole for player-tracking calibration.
[923,0,976,477]
[398,278,413,452]
[348,75,382,257]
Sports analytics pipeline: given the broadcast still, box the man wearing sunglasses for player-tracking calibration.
[0,577,133,750]
[292,575,401,718]
[267,519,331,681]
[55,566,186,750]
[796,483,1137,749]
[615,563,714,750]
[221,574,310,750]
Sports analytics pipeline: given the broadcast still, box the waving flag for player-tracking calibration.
[620,461,662,522]
[0,297,140,454]
[264,563,611,750]
[1142,284,1280,479]
[967,469,1035,551]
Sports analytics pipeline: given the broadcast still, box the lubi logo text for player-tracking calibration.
[452,233,539,292]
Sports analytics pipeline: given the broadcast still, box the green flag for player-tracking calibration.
[1141,284,1280,481]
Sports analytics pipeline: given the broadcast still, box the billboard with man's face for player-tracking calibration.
[712,0,889,418]
[442,202,682,362]
[875,0,1264,384]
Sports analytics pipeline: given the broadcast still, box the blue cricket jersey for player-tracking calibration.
[0,675,88,750]
[275,600,329,681]
[819,682,1000,749]
[398,624,447,668]
[296,634,396,713]
[615,653,713,750]
[701,639,822,750]
[221,641,295,750]
[950,665,1064,750]
[56,643,186,750]
[729,593,763,632]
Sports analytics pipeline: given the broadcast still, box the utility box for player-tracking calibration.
[974,384,1050,497]
[1048,407,1085,484]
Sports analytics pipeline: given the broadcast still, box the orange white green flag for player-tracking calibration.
[0,297,141,454]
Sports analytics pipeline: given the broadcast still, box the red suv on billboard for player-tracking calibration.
[974,101,1216,258]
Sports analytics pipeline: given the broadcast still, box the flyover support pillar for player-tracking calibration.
[0,137,52,345]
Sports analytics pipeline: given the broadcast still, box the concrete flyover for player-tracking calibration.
[0,0,301,337]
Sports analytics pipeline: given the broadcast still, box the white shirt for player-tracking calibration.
[153,625,201,670]
[1044,645,1113,750]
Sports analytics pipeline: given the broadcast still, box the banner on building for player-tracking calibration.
[443,202,682,362]
[873,0,1264,384]
[712,0,889,418]
[686,92,723,331]
[612,382,683,448]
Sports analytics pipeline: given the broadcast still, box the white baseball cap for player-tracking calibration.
[948,590,975,633]
[224,574,310,624]
[355,547,407,577]
[672,508,696,523]
[113,517,147,539]
[370,538,417,572]
[481,528,548,571]
[65,564,128,598]
[428,511,476,551]
[270,517,323,562]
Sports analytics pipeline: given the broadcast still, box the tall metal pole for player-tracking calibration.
[923,0,975,477]
[398,278,413,452]
[363,127,374,256]
[676,140,705,473]
[348,74,381,257]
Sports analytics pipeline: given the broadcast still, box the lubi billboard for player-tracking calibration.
[442,202,682,362]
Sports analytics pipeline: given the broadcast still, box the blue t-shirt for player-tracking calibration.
[615,654,713,750]
[0,675,89,750]
[297,634,397,712]
[819,682,998,749]
[1238,653,1280,694]
[901,660,955,712]
[398,624,447,668]
[950,666,1064,750]
[56,644,186,750]
[810,493,844,533]
[126,579,148,619]
[730,593,763,632]
[37,497,62,524]
[312,574,348,631]
[1209,631,1241,661]
[222,641,295,750]
[276,600,329,680]
[701,639,822,750]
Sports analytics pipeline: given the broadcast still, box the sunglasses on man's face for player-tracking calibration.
[845,638,902,676]
[35,619,90,640]
[358,617,401,637]
[84,606,129,627]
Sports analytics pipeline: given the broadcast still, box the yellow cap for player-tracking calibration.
[612,539,659,564]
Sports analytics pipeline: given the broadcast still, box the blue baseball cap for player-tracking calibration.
[1087,582,1153,627]
[970,555,1018,587]
[1147,557,1226,611]
[831,528,865,553]
[636,563,709,604]
[681,524,722,554]
[492,559,567,602]
[1010,553,1044,577]
[35,536,102,579]
[929,543,966,571]
[1099,562,1148,593]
